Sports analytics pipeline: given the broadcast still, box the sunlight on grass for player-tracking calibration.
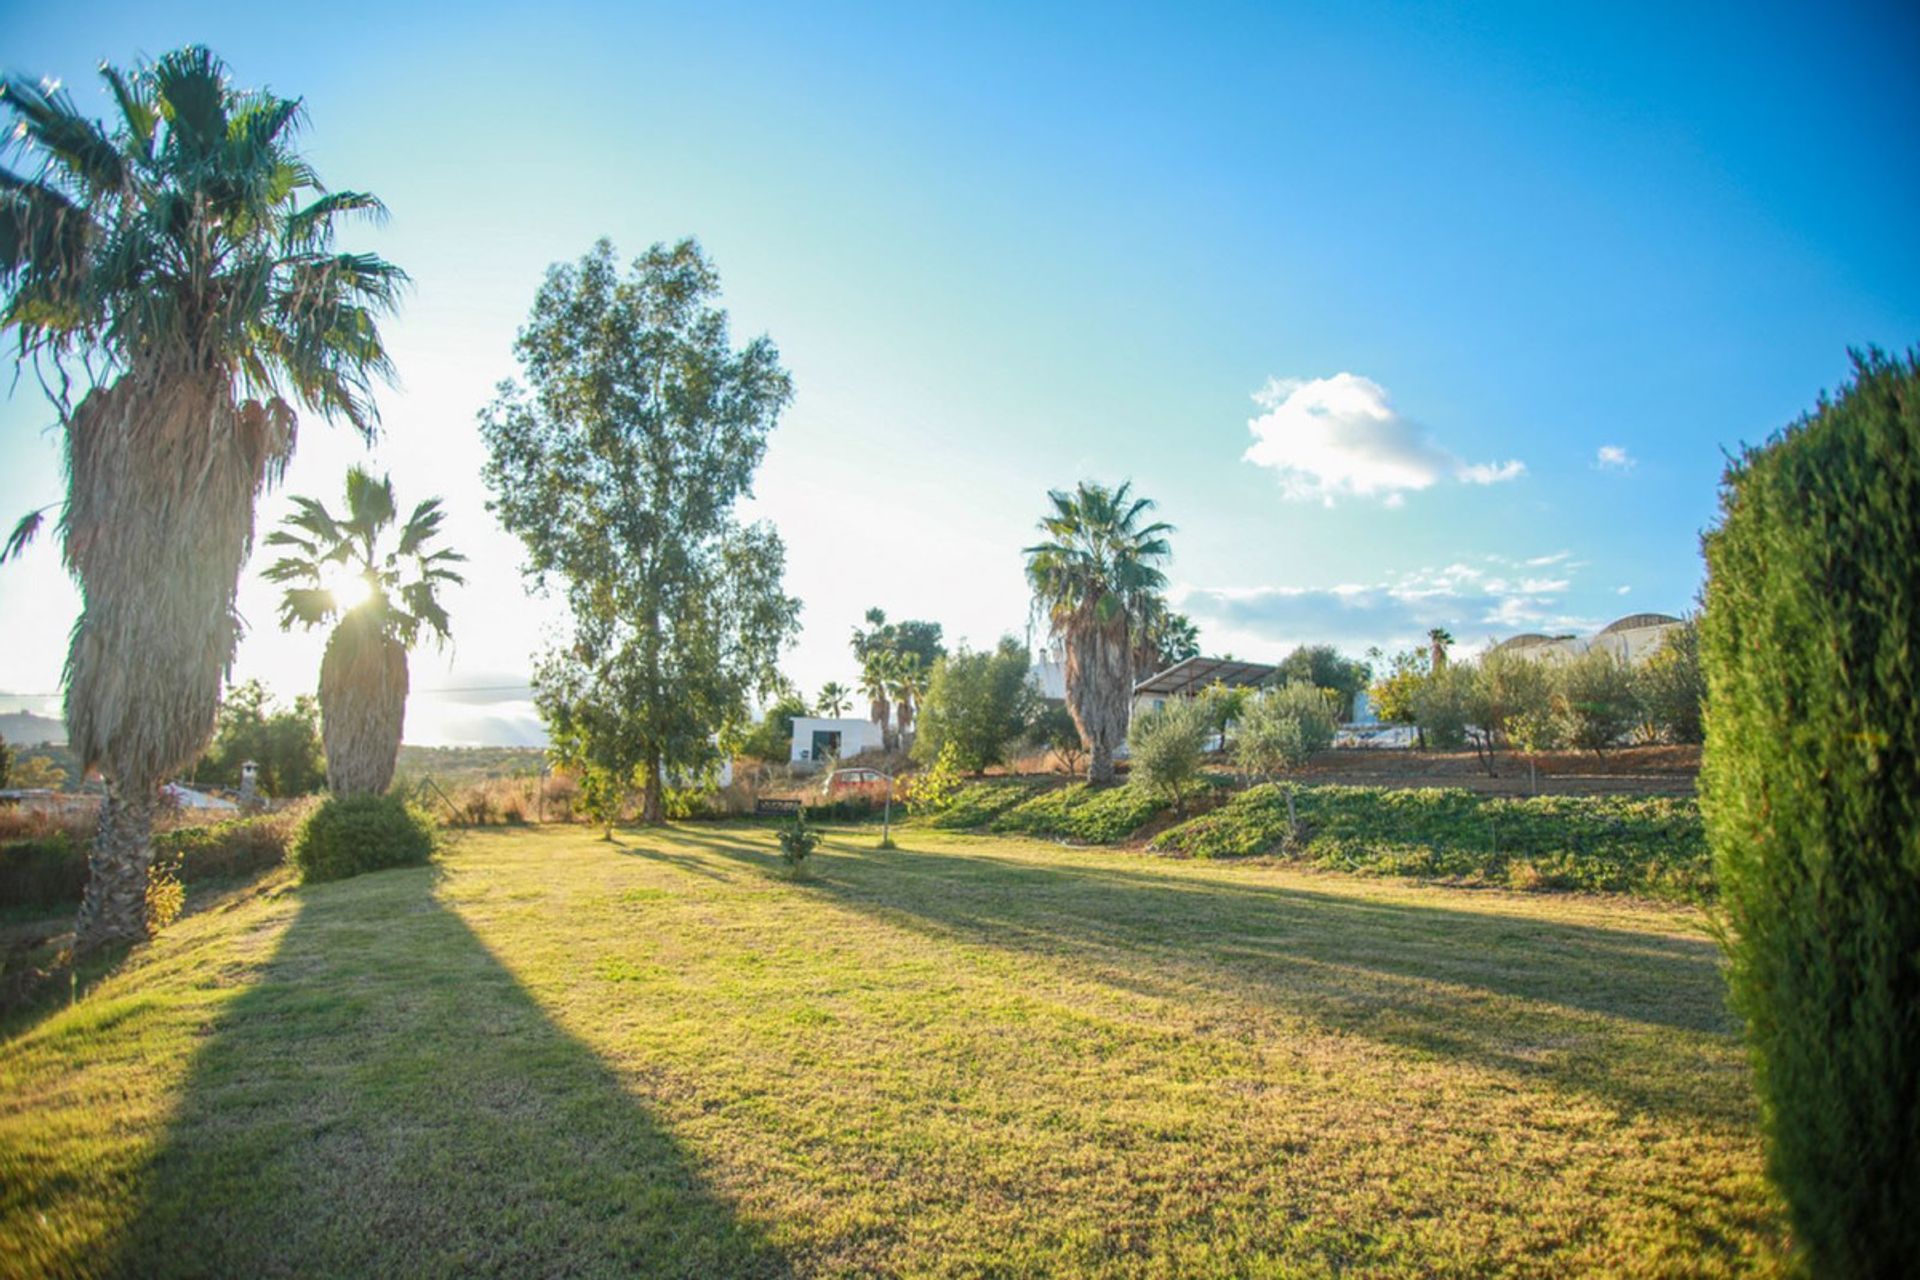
[1,826,1785,1276]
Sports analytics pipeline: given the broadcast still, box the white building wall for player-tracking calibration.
[789,716,886,768]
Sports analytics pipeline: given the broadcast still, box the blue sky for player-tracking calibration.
[3,0,1916,743]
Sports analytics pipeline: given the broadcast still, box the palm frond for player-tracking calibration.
[1,504,52,562]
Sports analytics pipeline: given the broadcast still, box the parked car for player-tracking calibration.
[820,767,888,795]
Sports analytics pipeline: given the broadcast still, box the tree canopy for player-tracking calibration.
[480,238,799,822]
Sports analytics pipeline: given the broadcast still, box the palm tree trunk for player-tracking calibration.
[1065,609,1130,786]
[72,780,158,951]
[320,616,410,796]
[63,374,292,952]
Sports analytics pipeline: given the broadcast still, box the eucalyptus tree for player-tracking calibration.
[0,49,404,949]
[264,466,464,795]
[481,238,798,824]
[1024,480,1173,785]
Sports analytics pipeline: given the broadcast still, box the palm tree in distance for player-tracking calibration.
[1025,480,1174,785]
[1429,627,1455,671]
[859,650,897,751]
[816,682,851,718]
[0,50,406,949]
[1130,593,1201,681]
[890,654,927,750]
[265,467,464,796]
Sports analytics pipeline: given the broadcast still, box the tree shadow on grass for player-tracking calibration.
[665,826,1753,1130]
[108,864,789,1279]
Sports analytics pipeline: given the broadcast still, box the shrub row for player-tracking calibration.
[0,808,306,911]
[1151,784,1710,900]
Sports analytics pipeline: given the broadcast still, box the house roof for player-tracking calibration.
[1598,612,1681,635]
[1133,655,1277,698]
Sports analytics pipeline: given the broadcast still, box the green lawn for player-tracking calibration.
[0,825,1782,1277]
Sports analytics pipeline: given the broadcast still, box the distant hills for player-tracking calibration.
[0,709,65,746]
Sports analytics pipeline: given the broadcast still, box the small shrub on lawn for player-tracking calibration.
[776,813,820,876]
[1151,784,1711,901]
[293,795,438,883]
[990,783,1168,844]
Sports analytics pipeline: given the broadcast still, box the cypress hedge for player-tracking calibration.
[1700,348,1920,1275]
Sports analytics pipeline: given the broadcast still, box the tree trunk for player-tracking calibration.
[641,747,665,825]
[1063,603,1131,786]
[73,780,159,952]
[1087,737,1115,787]
[63,374,292,953]
[319,615,409,797]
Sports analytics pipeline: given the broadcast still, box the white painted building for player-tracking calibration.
[788,716,885,770]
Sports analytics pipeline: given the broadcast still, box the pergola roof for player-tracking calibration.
[1132,655,1277,698]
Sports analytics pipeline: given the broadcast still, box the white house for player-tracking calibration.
[788,716,885,770]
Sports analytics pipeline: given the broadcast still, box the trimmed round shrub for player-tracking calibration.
[293,794,437,883]
[1700,348,1920,1276]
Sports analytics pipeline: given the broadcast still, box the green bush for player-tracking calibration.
[0,835,88,908]
[776,813,819,876]
[1151,784,1711,900]
[1410,662,1473,749]
[1700,348,1920,1275]
[1236,683,1336,782]
[1635,619,1705,744]
[293,794,438,883]
[1126,699,1209,812]
[1555,648,1637,752]
[1,809,304,911]
[990,782,1168,844]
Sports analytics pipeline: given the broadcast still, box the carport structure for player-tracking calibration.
[1131,655,1276,720]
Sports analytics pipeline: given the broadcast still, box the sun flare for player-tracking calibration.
[323,567,374,612]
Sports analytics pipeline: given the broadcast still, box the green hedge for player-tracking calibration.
[293,795,438,883]
[1149,785,1709,901]
[1700,348,1920,1274]
[1,814,299,911]
[988,783,1168,844]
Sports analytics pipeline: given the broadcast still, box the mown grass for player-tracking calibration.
[1153,785,1711,901]
[0,824,1780,1276]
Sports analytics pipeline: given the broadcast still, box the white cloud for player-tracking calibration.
[1617,585,1632,595]
[1180,553,1596,656]
[1459,459,1527,485]
[1595,444,1636,472]
[1243,373,1525,504]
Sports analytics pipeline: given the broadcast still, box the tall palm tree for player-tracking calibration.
[1428,627,1454,671]
[816,681,851,718]
[1024,480,1173,785]
[0,50,404,949]
[889,654,927,749]
[859,650,896,751]
[265,467,463,796]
